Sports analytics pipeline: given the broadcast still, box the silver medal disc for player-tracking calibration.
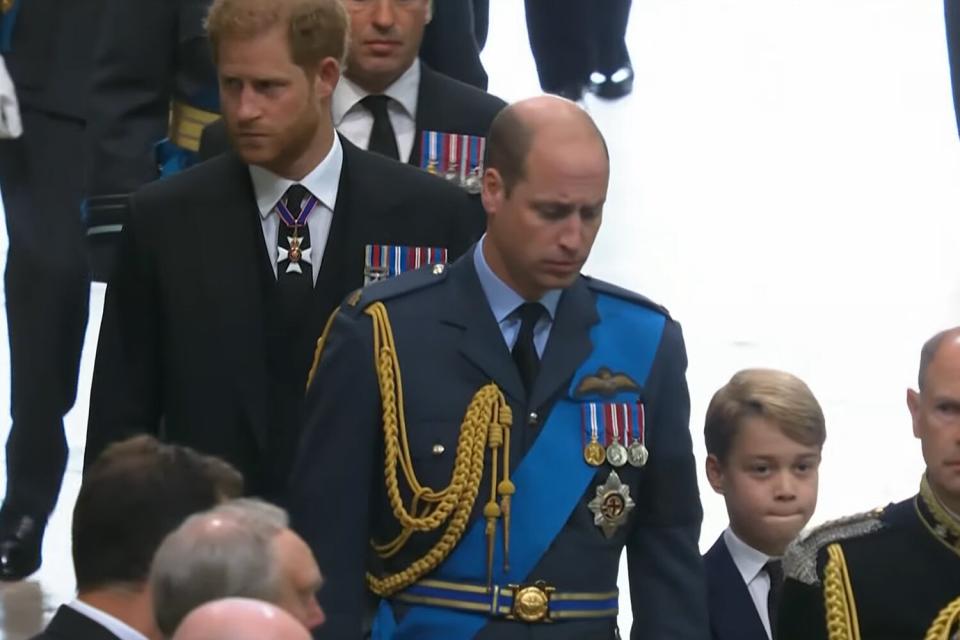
[627,442,649,468]
[606,442,628,467]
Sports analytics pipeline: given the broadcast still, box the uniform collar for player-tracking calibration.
[917,473,960,555]
[472,236,561,323]
[248,133,343,219]
[723,527,775,586]
[333,58,421,126]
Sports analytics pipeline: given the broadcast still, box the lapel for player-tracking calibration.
[705,535,770,640]
[408,63,443,167]
[528,277,598,410]
[439,254,526,403]
[195,154,270,444]
[44,605,123,640]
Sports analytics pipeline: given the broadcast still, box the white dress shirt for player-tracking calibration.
[248,134,343,285]
[333,60,420,163]
[723,527,777,640]
[67,599,149,640]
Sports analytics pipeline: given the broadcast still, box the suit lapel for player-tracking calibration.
[440,256,526,402]
[705,536,770,640]
[409,63,443,167]
[528,278,598,410]
[44,605,123,640]
[196,154,270,445]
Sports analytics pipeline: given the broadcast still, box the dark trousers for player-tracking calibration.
[420,0,489,90]
[0,106,90,520]
[524,0,633,91]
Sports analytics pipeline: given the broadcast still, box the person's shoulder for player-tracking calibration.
[338,262,452,318]
[582,275,673,319]
[783,505,891,586]
[425,67,507,111]
[134,153,239,203]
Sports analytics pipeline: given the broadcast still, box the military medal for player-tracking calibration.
[444,133,459,184]
[424,131,439,175]
[276,192,318,275]
[587,470,635,538]
[420,131,487,193]
[627,401,649,468]
[582,404,606,466]
[605,403,627,467]
[364,245,448,285]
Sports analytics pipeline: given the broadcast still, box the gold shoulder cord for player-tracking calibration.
[925,596,960,640]
[823,543,862,640]
[363,302,514,596]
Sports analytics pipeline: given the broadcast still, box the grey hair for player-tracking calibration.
[150,498,290,637]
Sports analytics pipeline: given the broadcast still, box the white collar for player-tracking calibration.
[248,133,343,220]
[723,527,775,585]
[67,599,149,640]
[333,59,421,125]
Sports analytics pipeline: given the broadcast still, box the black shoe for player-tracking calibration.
[588,63,634,100]
[0,514,44,581]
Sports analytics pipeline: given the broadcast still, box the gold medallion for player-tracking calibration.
[584,441,606,466]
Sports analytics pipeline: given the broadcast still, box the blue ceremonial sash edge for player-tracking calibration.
[374,292,667,639]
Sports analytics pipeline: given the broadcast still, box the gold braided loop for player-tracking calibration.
[823,544,861,640]
[363,302,511,597]
[925,596,960,640]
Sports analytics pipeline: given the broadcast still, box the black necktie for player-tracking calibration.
[765,559,784,639]
[361,95,401,160]
[511,303,545,395]
[276,184,313,310]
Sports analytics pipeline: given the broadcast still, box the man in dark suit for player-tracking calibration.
[288,96,707,639]
[778,327,960,640]
[31,435,242,640]
[524,0,634,101]
[201,0,506,194]
[0,0,97,581]
[83,0,221,281]
[85,0,483,499]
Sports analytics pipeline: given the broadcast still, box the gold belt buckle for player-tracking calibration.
[507,581,555,623]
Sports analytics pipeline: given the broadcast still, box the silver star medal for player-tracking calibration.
[278,235,312,274]
[587,470,635,539]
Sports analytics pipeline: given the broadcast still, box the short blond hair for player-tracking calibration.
[704,368,825,464]
[206,0,349,69]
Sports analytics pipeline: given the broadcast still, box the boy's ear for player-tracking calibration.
[705,454,726,494]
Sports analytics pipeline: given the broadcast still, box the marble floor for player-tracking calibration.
[1,0,959,637]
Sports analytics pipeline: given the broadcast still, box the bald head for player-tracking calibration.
[172,598,310,640]
[484,96,608,196]
[918,327,960,391]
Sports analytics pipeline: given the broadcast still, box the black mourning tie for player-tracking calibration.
[361,95,401,160]
[765,559,784,639]
[511,303,545,395]
[277,184,313,307]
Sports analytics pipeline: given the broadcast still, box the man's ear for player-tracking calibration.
[907,388,923,439]
[705,454,726,494]
[480,167,505,218]
[313,57,341,100]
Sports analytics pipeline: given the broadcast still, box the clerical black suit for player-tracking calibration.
[85,136,484,498]
[198,63,506,167]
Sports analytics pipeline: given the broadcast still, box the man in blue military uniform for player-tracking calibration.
[0,0,98,580]
[83,0,221,281]
[288,95,708,639]
[777,327,960,640]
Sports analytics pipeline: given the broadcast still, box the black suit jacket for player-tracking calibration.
[704,534,769,640]
[85,135,484,493]
[198,63,506,165]
[289,252,708,639]
[2,0,97,118]
[29,606,121,640]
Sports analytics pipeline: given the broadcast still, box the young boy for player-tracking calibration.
[703,368,826,640]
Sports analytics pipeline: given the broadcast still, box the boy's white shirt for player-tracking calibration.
[723,527,776,640]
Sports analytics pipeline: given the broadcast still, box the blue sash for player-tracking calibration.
[374,292,666,639]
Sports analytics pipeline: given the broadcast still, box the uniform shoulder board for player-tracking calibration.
[583,276,671,317]
[783,507,886,585]
[342,263,449,314]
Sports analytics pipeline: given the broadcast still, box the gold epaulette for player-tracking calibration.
[925,596,960,640]
[783,508,885,586]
